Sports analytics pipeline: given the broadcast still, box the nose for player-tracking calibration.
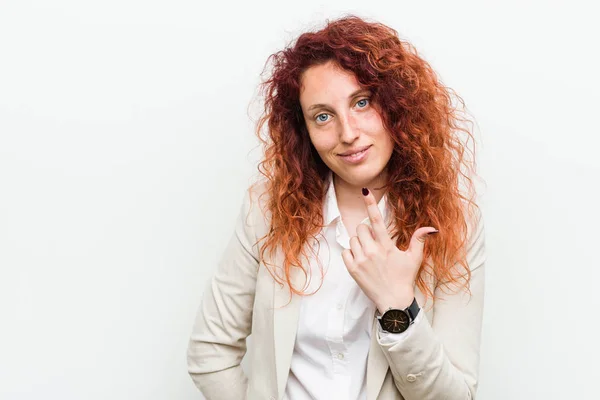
[338,113,360,143]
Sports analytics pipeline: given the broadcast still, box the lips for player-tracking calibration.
[338,145,371,156]
[338,145,371,164]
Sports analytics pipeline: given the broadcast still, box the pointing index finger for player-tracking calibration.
[361,187,389,243]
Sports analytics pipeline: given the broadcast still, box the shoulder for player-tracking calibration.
[465,203,486,265]
[240,180,271,239]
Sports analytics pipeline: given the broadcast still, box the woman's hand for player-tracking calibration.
[341,187,438,313]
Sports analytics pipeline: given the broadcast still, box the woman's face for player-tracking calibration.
[299,61,395,188]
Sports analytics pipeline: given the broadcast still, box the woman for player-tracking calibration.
[187,15,486,400]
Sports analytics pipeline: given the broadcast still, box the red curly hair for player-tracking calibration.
[249,15,481,302]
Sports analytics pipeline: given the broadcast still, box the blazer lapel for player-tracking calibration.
[272,247,305,400]
[270,237,416,400]
[366,318,390,400]
[271,264,390,400]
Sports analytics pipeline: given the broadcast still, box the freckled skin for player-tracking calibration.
[299,61,395,198]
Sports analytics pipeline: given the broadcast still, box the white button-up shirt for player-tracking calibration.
[284,172,423,400]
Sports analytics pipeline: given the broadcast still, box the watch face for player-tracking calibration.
[381,309,410,333]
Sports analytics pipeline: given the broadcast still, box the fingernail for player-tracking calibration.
[362,188,369,196]
[428,230,439,235]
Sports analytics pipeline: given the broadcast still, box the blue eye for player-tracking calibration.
[316,114,330,123]
[357,98,369,108]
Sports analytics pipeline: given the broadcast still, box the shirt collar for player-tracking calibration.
[323,170,389,227]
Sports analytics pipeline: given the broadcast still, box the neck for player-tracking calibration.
[333,171,387,211]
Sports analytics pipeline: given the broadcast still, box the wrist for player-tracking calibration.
[376,289,415,314]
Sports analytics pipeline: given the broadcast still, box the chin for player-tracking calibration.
[335,166,386,187]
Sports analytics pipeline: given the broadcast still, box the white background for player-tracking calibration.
[1,1,599,399]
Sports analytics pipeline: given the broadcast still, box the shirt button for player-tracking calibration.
[336,304,343,310]
[406,374,417,383]
[337,353,344,360]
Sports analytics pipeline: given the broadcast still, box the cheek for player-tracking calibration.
[308,131,337,154]
[376,131,394,154]
[364,110,386,131]
[365,113,392,146]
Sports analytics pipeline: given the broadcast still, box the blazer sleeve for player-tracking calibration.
[186,187,261,400]
[377,207,487,400]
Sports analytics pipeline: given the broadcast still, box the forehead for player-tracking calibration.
[299,62,363,106]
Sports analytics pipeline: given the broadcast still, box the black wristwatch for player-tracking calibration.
[376,298,420,333]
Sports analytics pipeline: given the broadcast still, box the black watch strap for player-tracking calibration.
[405,297,420,320]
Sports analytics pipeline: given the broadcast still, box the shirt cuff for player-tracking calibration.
[376,309,424,344]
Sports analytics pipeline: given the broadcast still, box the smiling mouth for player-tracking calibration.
[338,145,372,157]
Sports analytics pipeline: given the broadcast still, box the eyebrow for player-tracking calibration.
[306,89,371,112]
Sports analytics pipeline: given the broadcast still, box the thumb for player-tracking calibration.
[408,227,439,255]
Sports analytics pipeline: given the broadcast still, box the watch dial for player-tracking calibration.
[382,309,410,333]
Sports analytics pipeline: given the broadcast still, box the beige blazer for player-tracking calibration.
[187,183,486,400]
